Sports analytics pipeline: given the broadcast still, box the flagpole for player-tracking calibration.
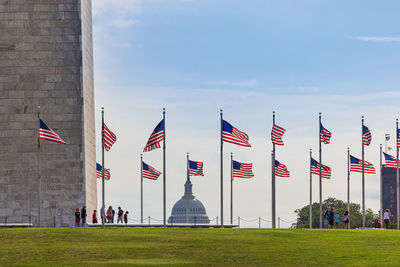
[186,152,190,224]
[220,109,224,227]
[380,144,383,225]
[101,107,105,227]
[230,152,233,225]
[141,153,143,224]
[347,147,350,229]
[319,112,322,229]
[396,119,399,230]
[309,148,312,229]
[37,105,41,227]
[163,108,166,227]
[272,111,276,229]
[361,116,365,228]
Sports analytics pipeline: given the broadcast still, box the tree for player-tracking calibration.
[294,198,379,229]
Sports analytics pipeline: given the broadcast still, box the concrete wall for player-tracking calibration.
[0,0,96,227]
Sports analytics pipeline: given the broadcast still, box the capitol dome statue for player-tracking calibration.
[168,178,210,224]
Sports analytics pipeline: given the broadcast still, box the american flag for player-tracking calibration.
[144,119,164,152]
[383,152,399,169]
[350,155,375,174]
[362,125,371,146]
[39,119,66,144]
[103,123,117,151]
[310,158,331,179]
[232,160,254,179]
[142,162,162,180]
[96,163,110,180]
[271,124,286,146]
[397,128,400,149]
[275,160,289,178]
[222,120,251,147]
[320,123,332,144]
[189,160,204,176]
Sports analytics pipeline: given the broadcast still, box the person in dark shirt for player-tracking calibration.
[117,207,124,223]
[327,208,335,229]
[75,208,80,227]
[111,209,115,223]
[81,206,87,227]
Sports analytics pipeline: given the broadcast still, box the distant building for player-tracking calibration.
[0,0,95,227]
[168,179,210,224]
[382,167,397,219]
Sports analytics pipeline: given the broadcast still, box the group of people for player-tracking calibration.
[323,208,394,229]
[74,206,130,226]
[74,206,87,227]
[323,208,350,229]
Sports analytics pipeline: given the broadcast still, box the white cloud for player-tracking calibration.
[205,80,259,87]
[351,36,400,43]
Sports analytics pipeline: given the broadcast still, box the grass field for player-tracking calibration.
[1,227,400,266]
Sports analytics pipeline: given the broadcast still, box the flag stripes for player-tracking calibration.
[383,152,399,169]
[232,160,254,179]
[275,160,289,178]
[103,124,117,151]
[362,125,371,146]
[96,163,110,180]
[142,162,162,180]
[144,119,164,152]
[311,158,331,179]
[271,124,285,146]
[222,120,251,147]
[350,155,375,174]
[397,128,400,149]
[39,119,66,144]
[320,123,332,144]
[189,160,204,176]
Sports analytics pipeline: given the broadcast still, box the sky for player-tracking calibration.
[91,0,400,227]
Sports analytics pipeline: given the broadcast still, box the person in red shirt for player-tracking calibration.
[376,219,382,228]
[92,210,98,224]
[74,208,80,227]
[124,211,129,224]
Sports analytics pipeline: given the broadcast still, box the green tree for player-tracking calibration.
[294,198,379,229]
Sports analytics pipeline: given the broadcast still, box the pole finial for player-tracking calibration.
[273,110,275,115]
[380,144,382,148]
[397,118,398,123]
[362,115,364,119]
[319,112,321,116]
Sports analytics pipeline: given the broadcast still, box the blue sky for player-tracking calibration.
[92,0,400,227]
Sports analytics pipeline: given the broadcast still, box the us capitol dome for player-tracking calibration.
[168,178,210,224]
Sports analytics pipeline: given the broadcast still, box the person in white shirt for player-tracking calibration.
[383,209,391,229]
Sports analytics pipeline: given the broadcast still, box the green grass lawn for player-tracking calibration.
[0,227,399,266]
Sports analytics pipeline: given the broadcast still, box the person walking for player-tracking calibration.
[124,211,129,224]
[107,206,112,223]
[334,212,340,229]
[92,210,98,224]
[74,208,81,227]
[111,208,115,223]
[327,208,335,229]
[81,206,87,227]
[343,211,350,229]
[117,207,124,224]
[384,209,391,229]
